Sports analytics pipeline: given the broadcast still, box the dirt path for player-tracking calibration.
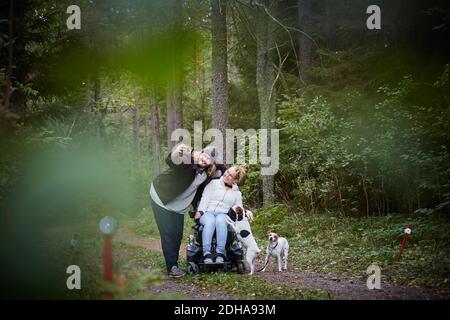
[255,269,446,300]
[115,226,449,300]
[116,226,164,252]
[143,278,238,300]
[115,226,238,300]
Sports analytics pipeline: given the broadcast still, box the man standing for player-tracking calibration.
[149,143,226,277]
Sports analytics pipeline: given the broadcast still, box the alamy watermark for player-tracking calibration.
[170,121,279,175]
[66,5,380,31]
[66,265,81,290]
[366,264,381,290]
[66,5,81,30]
[366,5,381,30]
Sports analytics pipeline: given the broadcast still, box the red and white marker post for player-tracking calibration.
[396,224,412,261]
[103,234,113,299]
[99,216,117,299]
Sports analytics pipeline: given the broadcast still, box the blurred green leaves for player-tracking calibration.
[54,28,197,88]
[276,65,450,216]
[1,135,135,298]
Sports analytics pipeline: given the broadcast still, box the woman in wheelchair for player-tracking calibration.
[194,165,248,264]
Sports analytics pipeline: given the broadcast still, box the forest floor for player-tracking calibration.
[54,208,450,300]
[111,224,447,300]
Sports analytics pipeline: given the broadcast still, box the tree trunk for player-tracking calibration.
[297,0,313,79]
[334,171,344,213]
[362,176,369,216]
[93,68,100,108]
[256,0,277,205]
[132,106,140,166]
[201,50,207,127]
[211,0,228,163]
[195,37,204,85]
[118,107,126,135]
[324,0,333,49]
[150,89,161,176]
[92,69,104,139]
[144,114,149,140]
[4,0,14,111]
[166,77,183,150]
[303,164,315,212]
[166,0,183,150]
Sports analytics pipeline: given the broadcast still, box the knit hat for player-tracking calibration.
[201,145,217,161]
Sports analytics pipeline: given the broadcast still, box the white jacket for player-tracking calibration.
[197,177,243,214]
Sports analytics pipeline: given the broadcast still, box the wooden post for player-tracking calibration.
[99,215,117,299]
[397,224,412,261]
[103,234,113,299]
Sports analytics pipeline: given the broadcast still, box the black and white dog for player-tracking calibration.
[261,231,289,272]
[226,206,260,275]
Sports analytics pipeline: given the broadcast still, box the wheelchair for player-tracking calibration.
[186,210,246,274]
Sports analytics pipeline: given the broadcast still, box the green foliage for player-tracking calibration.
[251,208,450,289]
[274,65,450,216]
[127,207,195,258]
[1,0,449,299]
[251,203,292,238]
[240,164,263,207]
[128,208,160,237]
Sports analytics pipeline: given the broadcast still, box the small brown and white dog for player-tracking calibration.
[226,206,261,275]
[261,231,289,272]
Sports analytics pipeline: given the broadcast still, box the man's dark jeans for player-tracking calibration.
[150,198,184,271]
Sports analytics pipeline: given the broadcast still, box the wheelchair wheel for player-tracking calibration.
[236,261,246,274]
[187,262,199,275]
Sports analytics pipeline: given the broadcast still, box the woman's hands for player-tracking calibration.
[194,211,202,220]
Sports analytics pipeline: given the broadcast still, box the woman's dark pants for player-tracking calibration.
[150,198,184,271]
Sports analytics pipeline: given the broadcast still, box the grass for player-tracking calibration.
[183,271,331,300]
[43,218,179,300]
[124,207,162,237]
[251,204,450,290]
[40,203,449,299]
[126,206,197,244]
[125,208,331,299]
[128,205,450,290]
